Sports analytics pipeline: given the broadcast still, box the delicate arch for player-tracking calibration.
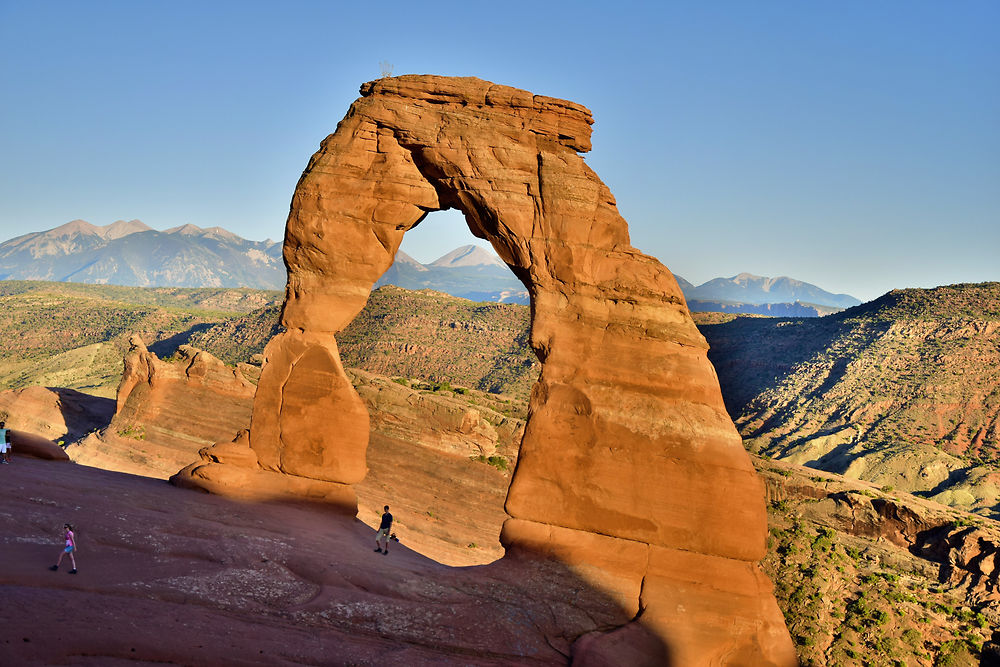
[177,75,796,665]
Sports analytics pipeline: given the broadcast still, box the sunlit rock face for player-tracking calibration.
[176,75,796,665]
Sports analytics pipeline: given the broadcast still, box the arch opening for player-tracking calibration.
[348,209,539,566]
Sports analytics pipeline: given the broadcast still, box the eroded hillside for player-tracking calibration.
[0,282,278,396]
[190,285,540,399]
[702,283,1000,517]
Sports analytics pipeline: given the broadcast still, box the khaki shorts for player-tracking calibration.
[377,527,390,540]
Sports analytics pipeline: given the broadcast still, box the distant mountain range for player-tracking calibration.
[675,273,861,312]
[0,219,284,289]
[378,248,861,313]
[375,245,530,304]
[0,220,860,314]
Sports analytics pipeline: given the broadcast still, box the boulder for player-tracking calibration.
[6,429,69,461]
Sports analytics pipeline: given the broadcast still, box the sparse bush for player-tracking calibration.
[470,454,509,472]
[117,424,146,440]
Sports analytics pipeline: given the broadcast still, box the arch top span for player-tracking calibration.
[175,75,797,665]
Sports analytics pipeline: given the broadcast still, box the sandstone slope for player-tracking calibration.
[0,457,634,665]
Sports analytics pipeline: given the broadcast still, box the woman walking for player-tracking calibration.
[50,523,78,574]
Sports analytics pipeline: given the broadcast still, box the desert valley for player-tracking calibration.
[1,75,998,667]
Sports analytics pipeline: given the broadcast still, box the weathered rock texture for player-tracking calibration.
[0,385,114,444]
[176,75,795,664]
[70,336,257,477]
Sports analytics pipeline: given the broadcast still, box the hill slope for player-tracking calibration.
[190,285,539,399]
[0,281,280,396]
[701,283,1000,516]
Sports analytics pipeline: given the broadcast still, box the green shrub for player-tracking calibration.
[470,454,509,472]
[117,424,145,440]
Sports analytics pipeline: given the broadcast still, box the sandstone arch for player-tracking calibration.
[176,75,796,665]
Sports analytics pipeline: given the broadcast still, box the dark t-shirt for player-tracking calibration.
[379,512,393,531]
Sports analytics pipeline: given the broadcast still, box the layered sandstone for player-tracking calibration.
[175,75,795,664]
[70,336,257,477]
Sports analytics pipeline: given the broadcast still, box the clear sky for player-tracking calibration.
[1,1,996,301]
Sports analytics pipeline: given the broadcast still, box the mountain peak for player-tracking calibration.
[429,244,505,268]
[164,223,204,235]
[391,250,428,271]
[49,219,102,237]
[687,272,861,309]
[102,219,152,240]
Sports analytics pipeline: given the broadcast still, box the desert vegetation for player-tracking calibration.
[2,279,999,663]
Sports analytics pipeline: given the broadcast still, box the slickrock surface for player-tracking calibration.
[40,338,518,565]
[176,75,795,664]
[0,457,632,665]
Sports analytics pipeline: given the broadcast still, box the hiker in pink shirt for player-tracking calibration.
[50,523,78,574]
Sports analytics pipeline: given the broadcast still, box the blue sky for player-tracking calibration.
[1,1,996,301]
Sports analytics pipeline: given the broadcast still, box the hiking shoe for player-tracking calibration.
[49,565,58,571]
[69,569,77,574]
[382,550,388,555]
[374,548,383,553]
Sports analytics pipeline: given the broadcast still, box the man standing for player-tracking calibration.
[374,505,393,555]
[0,421,10,464]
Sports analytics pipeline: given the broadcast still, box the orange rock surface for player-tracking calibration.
[176,75,796,664]
[71,336,256,477]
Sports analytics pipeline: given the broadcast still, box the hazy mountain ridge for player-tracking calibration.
[685,272,861,307]
[676,272,861,315]
[376,245,529,304]
[0,219,284,289]
[0,221,858,312]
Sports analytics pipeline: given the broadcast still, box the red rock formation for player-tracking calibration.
[0,385,113,444]
[176,75,796,664]
[72,336,257,477]
[6,430,69,461]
